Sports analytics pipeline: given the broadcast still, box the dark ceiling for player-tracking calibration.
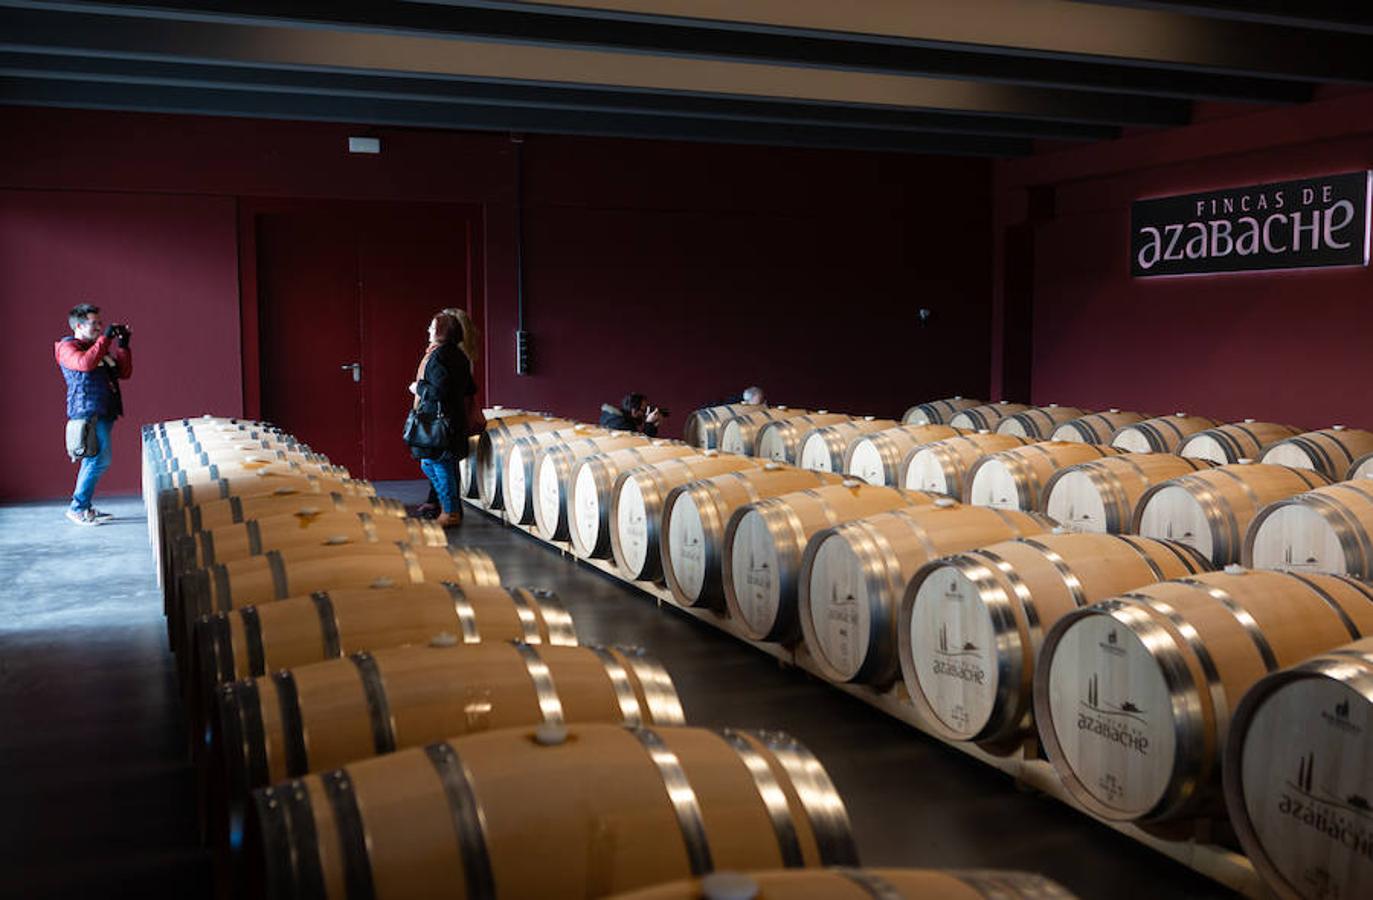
[2,0,1371,156]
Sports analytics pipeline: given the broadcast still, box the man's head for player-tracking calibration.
[69,303,103,341]
[621,392,648,419]
[743,386,765,405]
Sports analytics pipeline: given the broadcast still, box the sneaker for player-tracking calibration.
[88,508,115,520]
[65,509,102,527]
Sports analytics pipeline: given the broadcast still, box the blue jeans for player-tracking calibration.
[419,456,459,514]
[71,416,114,512]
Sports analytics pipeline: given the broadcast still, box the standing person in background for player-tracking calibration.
[710,385,765,407]
[600,392,663,436]
[55,303,133,526]
[407,312,475,528]
[417,306,481,517]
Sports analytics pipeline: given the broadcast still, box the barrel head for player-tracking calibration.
[1247,503,1347,576]
[799,433,834,472]
[846,440,888,486]
[804,534,873,683]
[534,456,565,540]
[1043,613,1178,819]
[1043,469,1110,534]
[570,464,604,557]
[614,477,653,578]
[903,448,954,496]
[908,565,1000,741]
[1136,485,1215,563]
[1235,676,1373,899]
[1112,429,1155,453]
[727,508,785,639]
[966,459,1026,510]
[1179,434,1231,464]
[665,493,709,603]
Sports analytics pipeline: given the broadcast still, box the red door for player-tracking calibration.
[255,202,473,480]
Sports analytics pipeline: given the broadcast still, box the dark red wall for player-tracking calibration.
[993,89,1373,429]
[0,106,993,500]
[0,189,241,501]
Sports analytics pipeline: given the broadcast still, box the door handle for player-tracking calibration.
[341,362,362,382]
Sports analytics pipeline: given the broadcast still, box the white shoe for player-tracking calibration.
[88,508,115,520]
[65,509,102,527]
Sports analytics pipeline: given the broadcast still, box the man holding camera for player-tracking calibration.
[55,304,133,526]
[599,391,664,437]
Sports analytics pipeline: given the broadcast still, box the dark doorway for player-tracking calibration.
[254,201,476,479]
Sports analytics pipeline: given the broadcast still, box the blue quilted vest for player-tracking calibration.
[59,337,122,420]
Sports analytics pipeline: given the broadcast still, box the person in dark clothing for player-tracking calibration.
[407,312,475,528]
[418,306,481,517]
[55,303,133,526]
[599,392,663,436]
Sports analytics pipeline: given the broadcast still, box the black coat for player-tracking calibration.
[599,403,658,437]
[411,343,476,460]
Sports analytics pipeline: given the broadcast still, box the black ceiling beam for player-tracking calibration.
[0,75,1034,157]
[0,7,1194,127]
[1075,2,1373,36]
[0,52,1119,142]
[0,0,1313,103]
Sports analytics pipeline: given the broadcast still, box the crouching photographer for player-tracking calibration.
[599,391,667,437]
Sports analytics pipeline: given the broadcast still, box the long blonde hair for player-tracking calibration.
[442,307,480,371]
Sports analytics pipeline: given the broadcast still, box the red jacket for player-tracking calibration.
[55,335,133,419]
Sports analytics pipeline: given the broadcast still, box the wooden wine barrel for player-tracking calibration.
[755,413,851,464]
[799,502,1052,686]
[459,412,542,499]
[187,585,577,742]
[214,644,684,836]
[1179,420,1303,464]
[1133,462,1332,567]
[1223,636,1373,900]
[660,465,844,609]
[1050,409,1149,444]
[170,512,447,575]
[964,442,1122,511]
[796,417,898,473]
[1259,425,1373,482]
[1351,453,1373,481]
[722,482,937,644]
[175,544,501,655]
[144,415,278,433]
[568,444,701,559]
[533,433,655,540]
[901,532,1209,746]
[719,407,814,456]
[901,433,1033,498]
[1040,454,1216,534]
[156,470,373,518]
[503,424,612,525]
[948,401,1031,432]
[1245,479,1373,578]
[610,455,766,581]
[901,396,982,426]
[152,459,351,497]
[160,492,405,545]
[844,424,963,487]
[475,417,576,510]
[683,403,763,449]
[608,868,1077,900]
[1035,569,1373,823]
[995,405,1088,439]
[1111,413,1221,453]
[247,723,858,899]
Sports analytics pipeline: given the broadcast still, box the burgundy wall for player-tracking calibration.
[0,189,241,501]
[993,89,1373,429]
[0,106,994,500]
[497,137,993,428]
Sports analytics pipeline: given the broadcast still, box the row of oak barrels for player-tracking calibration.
[687,397,1373,482]
[471,404,1373,900]
[139,414,1072,900]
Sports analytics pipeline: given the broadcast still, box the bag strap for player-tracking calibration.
[412,347,436,411]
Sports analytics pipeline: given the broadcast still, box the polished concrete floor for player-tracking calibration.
[0,484,1239,899]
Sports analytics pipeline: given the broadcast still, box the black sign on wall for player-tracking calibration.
[1131,171,1370,277]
